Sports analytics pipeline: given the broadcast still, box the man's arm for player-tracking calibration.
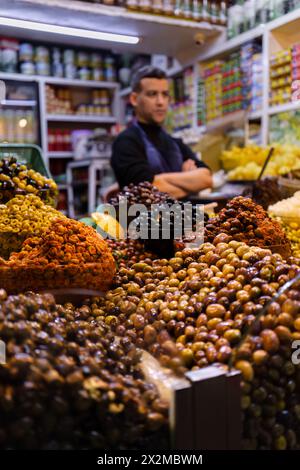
[158,168,213,194]
[153,175,188,199]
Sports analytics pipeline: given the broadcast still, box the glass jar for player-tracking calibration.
[35,46,49,63]
[91,53,102,69]
[52,62,64,78]
[63,49,75,65]
[52,47,61,64]
[64,63,77,79]
[77,51,89,67]
[36,62,50,76]
[139,0,152,11]
[244,0,256,30]
[19,43,34,62]
[20,61,35,75]
[104,57,116,82]
[92,68,105,81]
[78,67,91,81]
[1,48,18,73]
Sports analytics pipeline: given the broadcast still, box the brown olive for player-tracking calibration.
[206,304,226,318]
[260,330,280,353]
[235,360,254,382]
[224,329,242,344]
[274,326,292,343]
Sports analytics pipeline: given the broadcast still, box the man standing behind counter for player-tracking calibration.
[111,66,212,199]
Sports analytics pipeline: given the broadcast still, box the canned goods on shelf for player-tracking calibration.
[35,46,50,63]
[19,43,34,62]
[20,61,35,75]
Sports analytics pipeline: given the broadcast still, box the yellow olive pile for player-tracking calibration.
[0,194,65,259]
[277,219,300,259]
[90,232,300,449]
[0,290,169,450]
[0,157,58,206]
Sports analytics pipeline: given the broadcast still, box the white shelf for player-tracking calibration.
[268,101,300,115]
[44,77,119,89]
[47,151,73,159]
[46,114,116,123]
[268,8,300,32]
[15,0,223,31]
[0,99,36,107]
[0,72,118,89]
[205,110,247,133]
[119,87,132,98]
[197,25,264,62]
[0,72,41,82]
[248,110,263,120]
[2,0,223,61]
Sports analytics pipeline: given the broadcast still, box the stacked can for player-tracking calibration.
[202,60,223,122]
[221,52,243,115]
[270,48,292,106]
[167,68,195,133]
[240,42,263,113]
[197,71,206,126]
[291,43,300,84]
[250,52,263,113]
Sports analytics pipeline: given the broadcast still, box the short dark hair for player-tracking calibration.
[131,66,167,92]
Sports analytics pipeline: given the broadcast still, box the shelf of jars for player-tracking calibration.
[17,0,226,29]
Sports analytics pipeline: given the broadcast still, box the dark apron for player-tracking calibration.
[135,122,183,174]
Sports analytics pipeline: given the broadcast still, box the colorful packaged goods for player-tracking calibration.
[270,49,292,106]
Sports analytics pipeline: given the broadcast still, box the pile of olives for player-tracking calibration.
[109,181,177,209]
[94,232,300,449]
[0,157,58,206]
[205,196,290,251]
[0,290,169,450]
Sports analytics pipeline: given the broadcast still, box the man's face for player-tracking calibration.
[130,77,170,125]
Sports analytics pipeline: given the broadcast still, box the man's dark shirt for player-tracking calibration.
[111,122,209,188]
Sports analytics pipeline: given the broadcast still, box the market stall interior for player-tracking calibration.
[2,0,300,452]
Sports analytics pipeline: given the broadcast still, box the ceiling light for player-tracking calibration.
[0,17,140,45]
[19,118,28,128]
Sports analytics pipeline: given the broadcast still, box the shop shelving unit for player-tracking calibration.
[0,72,120,159]
[0,71,120,216]
[192,9,300,146]
[66,157,112,219]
